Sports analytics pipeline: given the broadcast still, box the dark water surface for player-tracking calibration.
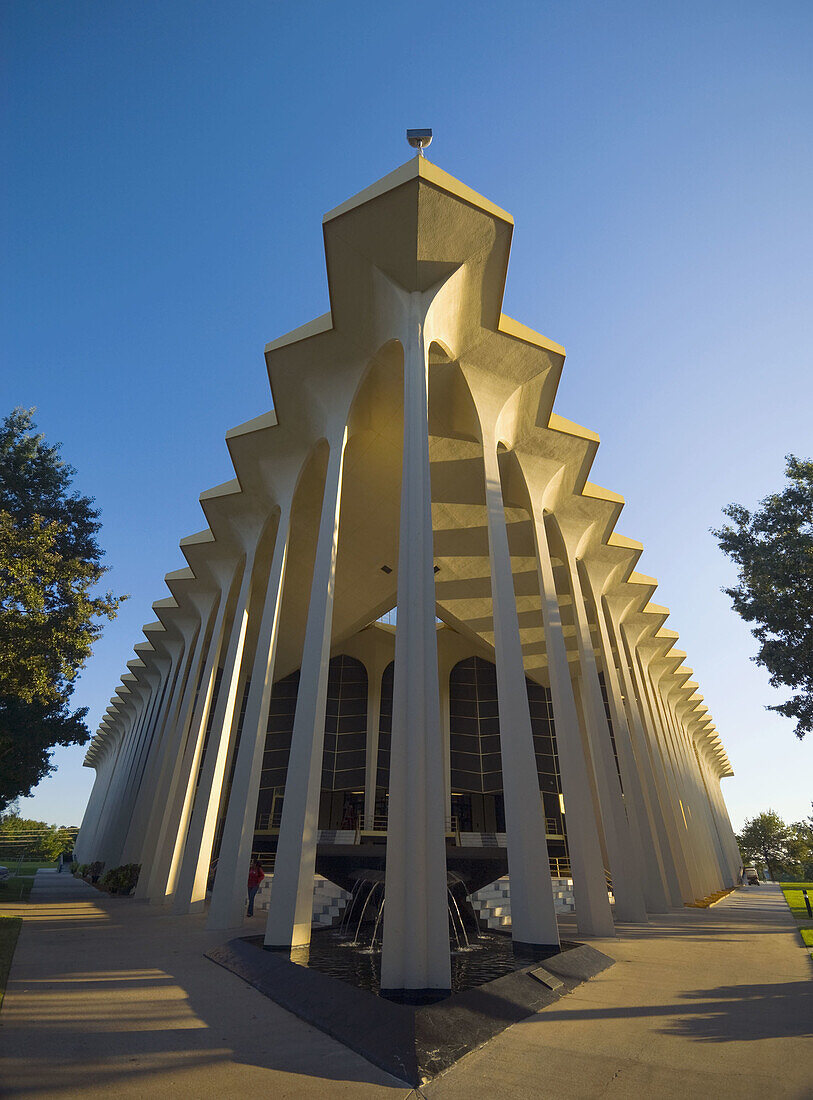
[246,929,565,997]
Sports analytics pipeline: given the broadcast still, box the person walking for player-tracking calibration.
[247,858,265,917]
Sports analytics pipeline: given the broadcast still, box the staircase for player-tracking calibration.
[469,876,576,929]
[253,873,352,926]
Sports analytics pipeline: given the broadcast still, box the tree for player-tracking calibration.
[789,805,813,880]
[714,455,813,740]
[0,812,78,862]
[736,809,812,881]
[0,409,125,809]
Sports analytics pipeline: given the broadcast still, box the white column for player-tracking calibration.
[265,436,346,949]
[380,300,450,995]
[98,697,144,866]
[639,657,697,901]
[76,754,114,863]
[163,562,235,901]
[566,550,647,922]
[610,617,683,908]
[78,731,125,865]
[92,712,133,866]
[124,641,185,868]
[588,584,670,914]
[207,507,291,929]
[173,536,261,914]
[143,586,223,902]
[532,513,615,937]
[134,611,204,900]
[686,724,730,887]
[118,667,169,864]
[482,436,559,947]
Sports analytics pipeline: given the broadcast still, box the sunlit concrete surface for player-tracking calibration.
[426,885,813,1100]
[1,873,810,1098]
[0,871,411,1098]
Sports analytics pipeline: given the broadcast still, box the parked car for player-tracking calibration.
[744,866,759,885]
[0,866,9,882]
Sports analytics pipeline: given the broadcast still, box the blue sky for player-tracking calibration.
[4,2,811,831]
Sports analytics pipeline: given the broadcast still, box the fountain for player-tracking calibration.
[213,868,614,1085]
[283,868,541,998]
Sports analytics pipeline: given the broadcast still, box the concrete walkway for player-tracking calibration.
[0,874,810,1098]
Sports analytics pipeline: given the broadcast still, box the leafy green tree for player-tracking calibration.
[714,455,813,740]
[0,812,78,862]
[0,409,125,809]
[788,805,813,880]
[737,810,807,881]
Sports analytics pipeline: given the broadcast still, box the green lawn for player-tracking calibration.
[778,881,813,921]
[0,917,22,1010]
[778,882,813,960]
[0,862,54,906]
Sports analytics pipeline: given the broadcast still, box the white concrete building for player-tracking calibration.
[76,156,741,998]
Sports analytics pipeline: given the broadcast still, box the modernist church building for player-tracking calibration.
[75,156,741,996]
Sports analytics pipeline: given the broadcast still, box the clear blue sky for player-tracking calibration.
[4,2,811,831]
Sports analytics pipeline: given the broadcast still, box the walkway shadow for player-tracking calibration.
[521,979,813,1043]
[663,980,813,1043]
[0,897,410,1096]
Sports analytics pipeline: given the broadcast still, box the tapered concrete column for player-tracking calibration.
[380,296,450,996]
[481,437,559,947]
[638,657,697,901]
[208,507,291,930]
[686,724,730,887]
[682,712,728,892]
[135,612,203,899]
[76,752,115,862]
[119,667,170,864]
[100,702,144,865]
[144,586,222,902]
[654,676,707,898]
[532,513,615,936]
[363,659,383,830]
[586,581,669,914]
[628,646,694,902]
[164,560,236,901]
[564,551,646,922]
[79,728,125,864]
[172,536,261,914]
[265,435,346,949]
[669,703,715,894]
[124,640,185,867]
[92,712,134,866]
[609,617,683,908]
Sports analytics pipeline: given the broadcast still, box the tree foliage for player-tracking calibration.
[0,409,125,809]
[714,455,813,739]
[0,812,78,862]
[737,809,813,881]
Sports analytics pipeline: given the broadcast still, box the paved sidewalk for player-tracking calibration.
[0,874,810,1098]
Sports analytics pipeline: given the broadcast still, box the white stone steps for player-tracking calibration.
[253,873,351,926]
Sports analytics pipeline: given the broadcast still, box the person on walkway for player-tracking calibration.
[247,859,265,917]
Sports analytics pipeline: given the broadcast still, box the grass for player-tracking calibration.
[778,881,813,961]
[0,917,22,1010]
[0,861,55,907]
[778,881,813,921]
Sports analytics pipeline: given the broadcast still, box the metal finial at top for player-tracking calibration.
[406,128,433,157]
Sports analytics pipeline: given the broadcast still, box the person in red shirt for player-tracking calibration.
[247,859,265,917]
